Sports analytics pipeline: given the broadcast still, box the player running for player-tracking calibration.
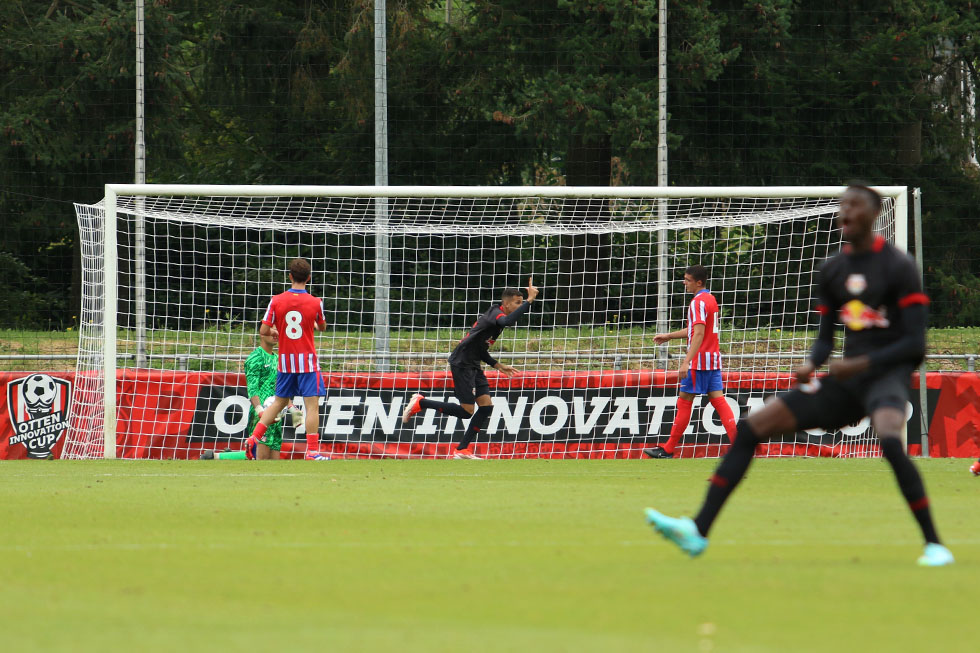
[971,459,979,476]
[645,184,954,566]
[246,257,330,461]
[402,279,539,459]
[643,265,737,458]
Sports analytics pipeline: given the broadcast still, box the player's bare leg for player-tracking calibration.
[453,395,491,459]
[871,406,952,565]
[303,396,328,460]
[255,442,281,460]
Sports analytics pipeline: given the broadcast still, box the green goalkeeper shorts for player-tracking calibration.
[247,416,283,452]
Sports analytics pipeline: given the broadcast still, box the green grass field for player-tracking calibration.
[2,459,976,652]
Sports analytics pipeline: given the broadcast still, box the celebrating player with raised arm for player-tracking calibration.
[246,257,330,461]
[643,265,737,458]
[645,185,954,566]
[402,278,539,459]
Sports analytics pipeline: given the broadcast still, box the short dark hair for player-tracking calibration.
[846,182,882,212]
[685,265,708,285]
[289,257,312,283]
[501,287,523,300]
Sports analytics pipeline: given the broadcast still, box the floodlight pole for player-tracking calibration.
[374,0,392,372]
[655,0,669,368]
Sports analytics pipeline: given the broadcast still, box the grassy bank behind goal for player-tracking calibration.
[2,326,979,372]
[1,459,976,652]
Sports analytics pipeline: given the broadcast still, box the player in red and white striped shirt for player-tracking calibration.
[644,265,737,458]
[246,258,329,461]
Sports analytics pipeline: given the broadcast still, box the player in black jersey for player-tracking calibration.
[402,278,539,459]
[645,184,955,566]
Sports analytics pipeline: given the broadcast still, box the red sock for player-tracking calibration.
[251,422,268,441]
[306,432,319,452]
[710,396,737,444]
[662,397,694,454]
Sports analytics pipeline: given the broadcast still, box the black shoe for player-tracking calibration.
[643,446,674,459]
[200,449,215,460]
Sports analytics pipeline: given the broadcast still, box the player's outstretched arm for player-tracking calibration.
[496,277,538,326]
[653,329,686,344]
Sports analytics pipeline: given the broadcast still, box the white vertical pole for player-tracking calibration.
[134,0,147,368]
[894,187,909,449]
[103,187,118,460]
[655,0,669,367]
[374,0,391,372]
[913,188,929,457]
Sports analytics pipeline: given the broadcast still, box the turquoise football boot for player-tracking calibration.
[645,508,708,557]
[917,543,954,567]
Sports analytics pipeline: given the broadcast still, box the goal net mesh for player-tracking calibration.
[65,189,898,459]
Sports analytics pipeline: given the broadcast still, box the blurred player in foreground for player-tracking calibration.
[402,278,539,459]
[246,257,330,461]
[645,184,954,566]
[643,265,736,458]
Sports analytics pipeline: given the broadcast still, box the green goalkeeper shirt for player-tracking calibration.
[244,346,279,434]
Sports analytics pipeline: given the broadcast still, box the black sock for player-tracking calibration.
[457,405,492,449]
[880,437,940,545]
[419,398,472,420]
[693,420,759,537]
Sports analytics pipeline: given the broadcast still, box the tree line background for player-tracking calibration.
[2,0,979,336]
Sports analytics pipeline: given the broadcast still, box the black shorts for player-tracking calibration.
[450,364,490,404]
[779,365,914,431]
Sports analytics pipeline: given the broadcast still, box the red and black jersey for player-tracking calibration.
[448,302,531,368]
[815,235,928,363]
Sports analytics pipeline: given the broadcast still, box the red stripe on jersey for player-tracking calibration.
[898,293,929,308]
[872,235,886,252]
[816,304,830,315]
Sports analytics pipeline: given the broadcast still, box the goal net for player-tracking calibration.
[65,185,906,460]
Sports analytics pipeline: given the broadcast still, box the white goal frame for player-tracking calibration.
[94,184,909,459]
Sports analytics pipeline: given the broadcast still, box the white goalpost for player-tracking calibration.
[66,185,908,460]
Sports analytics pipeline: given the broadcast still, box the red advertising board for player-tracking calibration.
[1,370,978,459]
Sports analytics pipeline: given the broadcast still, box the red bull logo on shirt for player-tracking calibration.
[839,299,890,331]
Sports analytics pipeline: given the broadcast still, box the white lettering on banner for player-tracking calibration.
[529,396,569,435]
[572,396,610,434]
[603,397,640,435]
[325,396,360,435]
[702,397,740,435]
[361,396,403,435]
[645,397,673,433]
[415,396,444,436]
[214,396,250,435]
[488,396,528,434]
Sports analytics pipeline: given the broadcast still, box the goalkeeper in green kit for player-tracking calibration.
[244,330,286,459]
[201,331,285,460]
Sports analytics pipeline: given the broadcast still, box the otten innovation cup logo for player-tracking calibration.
[7,374,72,458]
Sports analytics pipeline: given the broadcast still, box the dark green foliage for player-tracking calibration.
[1,0,978,330]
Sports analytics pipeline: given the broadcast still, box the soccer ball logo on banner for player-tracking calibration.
[7,373,72,459]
